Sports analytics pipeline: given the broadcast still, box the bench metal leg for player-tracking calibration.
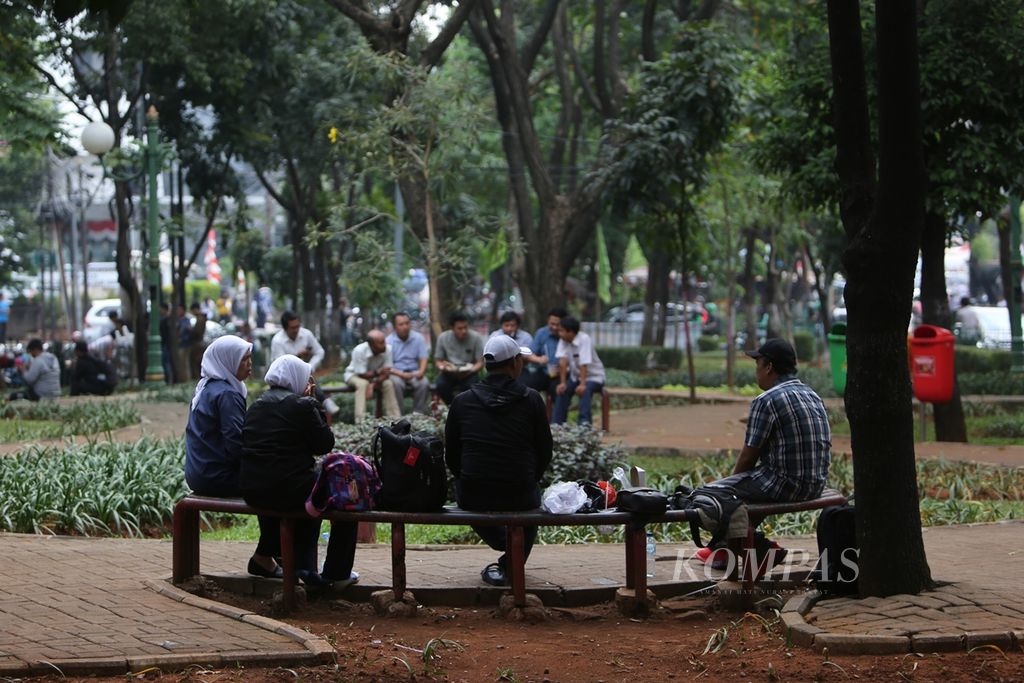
[507,526,527,607]
[392,522,406,600]
[172,503,200,583]
[280,518,296,611]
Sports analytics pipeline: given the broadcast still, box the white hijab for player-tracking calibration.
[264,354,312,395]
[190,335,252,410]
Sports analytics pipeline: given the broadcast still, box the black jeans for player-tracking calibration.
[456,479,541,568]
[435,371,479,405]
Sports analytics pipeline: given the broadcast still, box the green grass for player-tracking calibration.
[828,403,1024,445]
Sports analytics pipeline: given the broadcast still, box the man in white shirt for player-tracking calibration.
[552,316,606,426]
[344,329,401,421]
[271,310,338,416]
[270,311,326,370]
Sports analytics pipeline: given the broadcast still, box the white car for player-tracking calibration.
[82,298,121,342]
[956,306,1024,349]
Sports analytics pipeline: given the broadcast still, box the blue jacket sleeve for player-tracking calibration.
[217,390,247,467]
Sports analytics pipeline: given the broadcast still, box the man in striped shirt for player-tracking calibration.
[699,338,832,569]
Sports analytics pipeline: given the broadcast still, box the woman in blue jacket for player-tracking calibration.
[184,335,281,578]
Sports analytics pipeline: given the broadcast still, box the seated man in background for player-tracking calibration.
[70,341,117,396]
[445,335,552,587]
[343,329,400,421]
[271,310,339,417]
[13,339,61,401]
[523,306,566,395]
[552,316,606,426]
[699,338,832,569]
[434,312,484,405]
[386,311,431,414]
[489,310,533,347]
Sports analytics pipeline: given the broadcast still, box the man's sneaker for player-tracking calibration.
[696,546,731,571]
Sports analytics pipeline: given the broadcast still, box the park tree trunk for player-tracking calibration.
[828,0,933,597]
[920,209,968,441]
[741,225,759,351]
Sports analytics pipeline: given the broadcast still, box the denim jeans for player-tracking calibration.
[552,379,604,425]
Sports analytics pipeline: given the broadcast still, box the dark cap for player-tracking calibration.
[746,338,797,371]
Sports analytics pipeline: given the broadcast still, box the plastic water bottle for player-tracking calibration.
[645,532,656,578]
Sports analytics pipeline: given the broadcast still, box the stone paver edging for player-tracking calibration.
[782,585,1024,655]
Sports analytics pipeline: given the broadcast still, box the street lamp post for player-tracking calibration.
[81,106,171,385]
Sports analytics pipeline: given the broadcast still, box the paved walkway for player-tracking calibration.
[1,395,1023,674]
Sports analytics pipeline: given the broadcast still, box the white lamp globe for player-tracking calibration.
[81,121,115,156]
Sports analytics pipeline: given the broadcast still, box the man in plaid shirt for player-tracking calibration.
[698,338,832,568]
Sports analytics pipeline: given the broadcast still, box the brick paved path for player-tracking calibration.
[0,535,317,676]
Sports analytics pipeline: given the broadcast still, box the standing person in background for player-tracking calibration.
[523,307,566,395]
[188,302,208,382]
[176,304,193,382]
[159,302,174,384]
[552,316,606,426]
[270,311,339,417]
[386,311,431,414]
[0,293,10,344]
[434,311,484,405]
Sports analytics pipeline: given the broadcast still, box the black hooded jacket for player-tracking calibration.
[444,373,552,487]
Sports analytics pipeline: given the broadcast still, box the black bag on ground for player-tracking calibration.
[812,503,858,596]
[670,483,746,548]
[372,419,447,512]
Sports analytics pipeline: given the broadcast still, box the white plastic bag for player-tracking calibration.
[541,481,588,514]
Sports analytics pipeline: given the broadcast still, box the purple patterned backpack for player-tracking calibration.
[305,452,382,516]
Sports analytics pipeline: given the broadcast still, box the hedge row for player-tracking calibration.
[596,346,683,371]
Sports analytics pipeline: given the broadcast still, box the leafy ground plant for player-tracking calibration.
[0,437,186,536]
[0,400,140,442]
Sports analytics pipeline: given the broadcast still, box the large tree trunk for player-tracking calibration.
[113,179,143,382]
[828,0,933,597]
[920,209,968,441]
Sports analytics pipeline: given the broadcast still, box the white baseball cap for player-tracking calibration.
[483,334,532,364]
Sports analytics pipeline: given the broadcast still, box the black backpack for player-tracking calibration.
[372,419,447,512]
[670,483,746,548]
[813,504,858,596]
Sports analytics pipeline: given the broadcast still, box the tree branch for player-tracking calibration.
[27,61,92,119]
[253,166,292,214]
[323,0,387,35]
[564,12,602,111]
[420,0,478,67]
[520,0,561,74]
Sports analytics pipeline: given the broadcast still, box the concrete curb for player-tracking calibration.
[0,579,338,678]
[781,589,1024,655]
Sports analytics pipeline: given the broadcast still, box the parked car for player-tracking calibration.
[602,302,706,324]
[82,298,121,342]
[954,306,1024,349]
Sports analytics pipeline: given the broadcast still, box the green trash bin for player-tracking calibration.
[827,323,847,394]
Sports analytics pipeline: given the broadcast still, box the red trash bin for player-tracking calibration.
[909,325,955,403]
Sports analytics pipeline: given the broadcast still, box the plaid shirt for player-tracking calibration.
[744,376,831,501]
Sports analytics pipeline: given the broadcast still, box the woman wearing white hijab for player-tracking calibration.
[240,355,359,587]
[184,335,281,578]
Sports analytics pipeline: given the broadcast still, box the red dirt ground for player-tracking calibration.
[41,592,1024,683]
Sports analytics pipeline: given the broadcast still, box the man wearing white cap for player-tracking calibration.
[444,334,553,587]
